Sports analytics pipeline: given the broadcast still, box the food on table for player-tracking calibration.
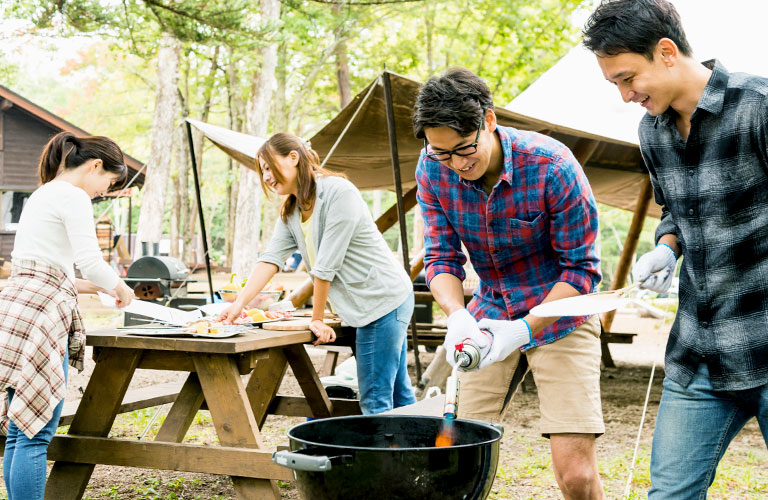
[219,274,245,302]
[241,308,293,323]
[246,308,270,322]
[185,319,225,335]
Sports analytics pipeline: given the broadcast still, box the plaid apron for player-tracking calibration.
[0,259,85,438]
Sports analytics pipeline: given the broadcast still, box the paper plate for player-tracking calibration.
[529,295,630,317]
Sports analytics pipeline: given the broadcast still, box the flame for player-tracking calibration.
[435,418,456,447]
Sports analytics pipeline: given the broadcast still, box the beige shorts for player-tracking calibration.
[457,315,604,436]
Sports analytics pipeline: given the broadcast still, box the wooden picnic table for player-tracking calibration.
[43,325,361,500]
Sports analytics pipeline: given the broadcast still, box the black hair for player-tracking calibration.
[412,67,493,139]
[38,132,128,188]
[583,0,693,60]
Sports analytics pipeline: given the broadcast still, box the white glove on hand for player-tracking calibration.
[476,318,532,370]
[444,309,488,367]
[633,244,677,293]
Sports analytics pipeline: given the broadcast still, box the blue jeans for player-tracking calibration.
[355,293,417,415]
[649,363,768,500]
[4,350,68,500]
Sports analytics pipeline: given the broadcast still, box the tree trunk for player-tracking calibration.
[424,2,435,75]
[135,32,180,256]
[178,61,193,264]
[232,0,280,278]
[168,131,181,259]
[182,47,220,265]
[333,4,352,108]
[225,49,244,268]
[272,41,288,133]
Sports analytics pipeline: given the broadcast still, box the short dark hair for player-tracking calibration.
[583,0,693,60]
[412,67,493,140]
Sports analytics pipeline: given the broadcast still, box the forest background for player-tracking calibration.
[0,0,658,286]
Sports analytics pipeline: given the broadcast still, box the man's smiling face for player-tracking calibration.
[424,114,494,181]
[597,48,677,117]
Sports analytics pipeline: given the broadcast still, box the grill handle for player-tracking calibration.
[272,450,352,472]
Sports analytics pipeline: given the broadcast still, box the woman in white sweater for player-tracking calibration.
[0,132,134,500]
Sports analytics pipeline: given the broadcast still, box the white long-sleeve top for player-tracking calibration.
[11,181,119,291]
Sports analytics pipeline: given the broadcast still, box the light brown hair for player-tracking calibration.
[256,133,345,223]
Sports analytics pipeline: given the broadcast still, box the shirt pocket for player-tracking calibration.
[497,213,548,265]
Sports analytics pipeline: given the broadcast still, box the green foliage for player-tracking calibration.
[2,0,595,263]
[598,203,660,289]
[0,53,18,86]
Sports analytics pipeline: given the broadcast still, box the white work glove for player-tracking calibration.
[444,309,489,367]
[632,243,677,293]
[476,318,532,370]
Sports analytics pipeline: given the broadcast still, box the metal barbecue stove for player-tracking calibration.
[123,256,207,325]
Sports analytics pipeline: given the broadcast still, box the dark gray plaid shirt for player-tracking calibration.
[639,60,768,391]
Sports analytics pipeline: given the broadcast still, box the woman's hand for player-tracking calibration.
[114,280,135,307]
[309,319,337,346]
[219,303,244,325]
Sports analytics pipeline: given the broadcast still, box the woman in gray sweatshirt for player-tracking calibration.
[220,133,416,414]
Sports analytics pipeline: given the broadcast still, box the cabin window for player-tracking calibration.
[1,191,31,230]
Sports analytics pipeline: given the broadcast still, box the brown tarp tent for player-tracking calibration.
[190,72,658,217]
[308,71,660,218]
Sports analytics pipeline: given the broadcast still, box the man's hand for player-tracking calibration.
[444,309,489,367]
[476,318,532,369]
[633,244,677,293]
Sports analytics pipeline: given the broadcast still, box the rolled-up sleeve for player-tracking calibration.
[257,218,298,269]
[546,151,601,295]
[416,157,467,286]
[311,188,359,282]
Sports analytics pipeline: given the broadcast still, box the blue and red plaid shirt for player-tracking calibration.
[416,126,601,349]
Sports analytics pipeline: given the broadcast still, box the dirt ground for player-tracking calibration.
[1,279,766,499]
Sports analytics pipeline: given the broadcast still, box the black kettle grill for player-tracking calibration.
[122,256,206,326]
[124,256,191,301]
[273,415,503,500]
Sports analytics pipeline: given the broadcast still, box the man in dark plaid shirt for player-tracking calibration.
[585,1,768,498]
[413,68,604,499]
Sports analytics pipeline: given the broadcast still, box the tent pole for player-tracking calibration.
[185,121,215,302]
[382,71,423,381]
[127,195,133,259]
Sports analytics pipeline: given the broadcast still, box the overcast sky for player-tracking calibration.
[508,0,768,145]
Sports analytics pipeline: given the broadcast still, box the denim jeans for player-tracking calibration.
[649,362,768,500]
[355,293,417,415]
[4,349,68,500]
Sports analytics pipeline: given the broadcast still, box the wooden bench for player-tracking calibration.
[0,381,185,454]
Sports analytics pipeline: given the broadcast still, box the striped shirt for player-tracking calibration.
[416,126,601,349]
[640,59,768,391]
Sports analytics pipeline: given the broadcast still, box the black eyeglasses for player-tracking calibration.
[424,126,482,162]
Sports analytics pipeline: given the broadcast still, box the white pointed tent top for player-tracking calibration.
[507,0,768,146]
[186,118,266,169]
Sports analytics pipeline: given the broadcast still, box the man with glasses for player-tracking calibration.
[413,68,604,499]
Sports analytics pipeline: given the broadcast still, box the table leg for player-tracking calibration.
[245,348,288,428]
[46,348,143,500]
[193,353,280,500]
[283,344,333,418]
[155,372,205,443]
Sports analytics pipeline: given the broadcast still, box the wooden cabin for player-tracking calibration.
[0,85,145,263]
